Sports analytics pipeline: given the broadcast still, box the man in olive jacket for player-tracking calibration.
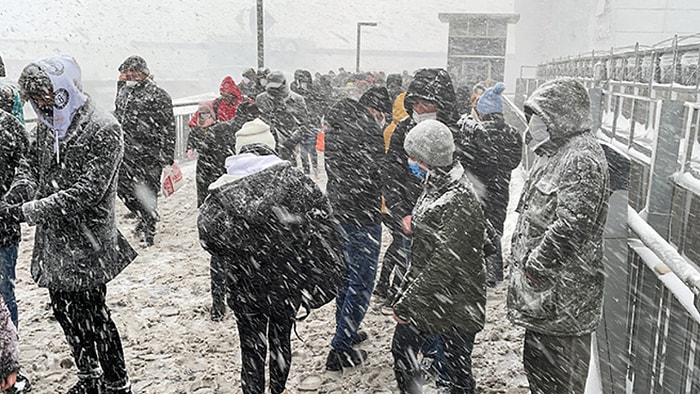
[2,55,137,394]
[392,119,486,394]
[507,78,609,394]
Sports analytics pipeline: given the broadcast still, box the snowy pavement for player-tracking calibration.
[13,159,534,393]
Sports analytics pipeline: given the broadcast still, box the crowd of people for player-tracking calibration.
[0,51,611,394]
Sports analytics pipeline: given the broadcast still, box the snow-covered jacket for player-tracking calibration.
[197,156,342,309]
[323,98,384,225]
[393,162,486,334]
[507,78,610,336]
[0,111,29,246]
[0,294,19,383]
[9,98,137,291]
[114,77,175,169]
[255,89,310,161]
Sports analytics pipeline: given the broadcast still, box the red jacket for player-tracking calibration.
[188,76,245,128]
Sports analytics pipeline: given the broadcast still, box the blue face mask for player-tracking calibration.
[408,160,427,180]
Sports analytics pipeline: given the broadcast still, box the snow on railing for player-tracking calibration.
[628,205,700,301]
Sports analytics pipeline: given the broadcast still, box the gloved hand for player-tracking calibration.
[0,202,25,224]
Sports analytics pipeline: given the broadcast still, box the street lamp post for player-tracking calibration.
[356,21,377,72]
[256,0,264,68]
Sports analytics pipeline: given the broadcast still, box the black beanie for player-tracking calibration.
[119,55,150,75]
[359,86,392,115]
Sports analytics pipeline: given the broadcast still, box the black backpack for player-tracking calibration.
[296,220,345,318]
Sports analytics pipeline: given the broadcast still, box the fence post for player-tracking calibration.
[589,87,603,134]
[645,100,684,237]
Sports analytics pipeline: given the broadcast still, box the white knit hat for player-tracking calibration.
[235,118,276,154]
[404,119,455,167]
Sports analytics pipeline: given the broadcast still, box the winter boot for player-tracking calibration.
[66,377,102,394]
[324,348,367,371]
[103,378,132,394]
[394,368,422,394]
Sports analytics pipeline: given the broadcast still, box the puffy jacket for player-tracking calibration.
[507,78,610,336]
[188,76,246,128]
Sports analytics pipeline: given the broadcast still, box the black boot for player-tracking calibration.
[394,368,422,394]
[66,377,102,394]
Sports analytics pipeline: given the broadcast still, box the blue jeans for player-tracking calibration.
[0,245,18,328]
[331,223,381,352]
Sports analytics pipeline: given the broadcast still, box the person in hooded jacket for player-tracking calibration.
[114,55,175,247]
[187,75,246,128]
[197,139,338,394]
[323,96,384,371]
[392,119,486,394]
[459,82,522,286]
[255,71,311,163]
[290,69,322,176]
[3,55,137,394]
[507,78,609,394]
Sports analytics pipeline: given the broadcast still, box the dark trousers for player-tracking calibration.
[331,223,381,352]
[210,255,226,314]
[230,291,301,394]
[118,164,160,237]
[376,219,409,300]
[49,285,129,387]
[299,140,318,175]
[391,323,476,394]
[523,330,591,394]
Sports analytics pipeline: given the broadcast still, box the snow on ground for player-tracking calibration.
[14,158,530,393]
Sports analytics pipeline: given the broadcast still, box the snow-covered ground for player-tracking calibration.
[14,158,532,393]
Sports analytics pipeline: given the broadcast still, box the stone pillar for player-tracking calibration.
[438,13,520,86]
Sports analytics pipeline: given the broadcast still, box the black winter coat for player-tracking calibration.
[197,160,341,309]
[188,116,248,207]
[459,113,522,231]
[324,98,384,225]
[383,116,422,220]
[8,99,137,291]
[0,112,28,246]
[114,78,176,172]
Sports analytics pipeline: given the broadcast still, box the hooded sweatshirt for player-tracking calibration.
[29,55,88,162]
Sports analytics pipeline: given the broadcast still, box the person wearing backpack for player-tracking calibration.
[197,138,342,394]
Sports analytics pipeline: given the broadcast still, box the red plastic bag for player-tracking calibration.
[316,126,325,152]
[161,162,183,197]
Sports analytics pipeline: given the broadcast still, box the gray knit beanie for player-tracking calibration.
[404,119,455,167]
